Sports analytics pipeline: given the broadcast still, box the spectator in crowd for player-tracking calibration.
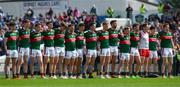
[126,4,133,19]
[163,3,171,14]
[67,7,73,16]
[82,9,88,16]
[27,7,34,18]
[24,7,34,21]
[58,13,64,21]
[0,14,5,29]
[84,15,92,30]
[0,7,3,15]
[90,4,97,15]
[73,7,80,18]
[38,13,44,22]
[46,8,54,20]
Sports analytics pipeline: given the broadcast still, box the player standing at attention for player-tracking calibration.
[118,27,131,78]
[4,22,18,79]
[30,23,45,78]
[129,24,141,78]
[63,24,77,79]
[108,20,119,78]
[39,23,45,67]
[42,21,55,79]
[40,23,45,64]
[148,26,159,75]
[75,23,85,78]
[139,24,150,77]
[97,21,111,79]
[83,23,97,78]
[54,22,67,78]
[17,19,31,79]
[160,23,175,78]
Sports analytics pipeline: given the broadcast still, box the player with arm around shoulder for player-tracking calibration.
[118,27,131,78]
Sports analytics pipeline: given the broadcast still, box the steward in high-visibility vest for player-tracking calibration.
[106,7,114,18]
[140,4,146,14]
[158,3,164,13]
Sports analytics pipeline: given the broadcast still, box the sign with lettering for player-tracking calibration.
[23,0,68,10]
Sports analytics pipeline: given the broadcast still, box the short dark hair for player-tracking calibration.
[142,23,148,28]
[23,19,30,23]
[35,23,41,27]
[102,21,108,25]
[132,23,139,28]
[110,20,117,25]
[78,23,85,27]
[68,23,74,27]
[9,22,16,26]
[46,21,53,25]
[60,22,67,28]
[163,23,169,28]
[90,22,96,27]
[150,26,155,30]
[123,27,130,32]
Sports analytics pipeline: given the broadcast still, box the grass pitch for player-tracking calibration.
[0,76,179,87]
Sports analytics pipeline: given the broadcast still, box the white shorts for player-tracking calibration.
[65,50,77,59]
[110,46,118,56]
[44,47,55,57]
[86,49,97,58]
[150,50,158,59]
[77,49,84,58]
[7,50,18,58]
[119,53,130,60]
[40,44,44,51]
[18,48,30,58]
[31,49,42,57]
[100,48,110,56]
[55,47,65,57]
[161,48,173,58]
[130,47,140,56]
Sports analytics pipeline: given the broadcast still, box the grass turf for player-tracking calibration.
[0,76,179,87]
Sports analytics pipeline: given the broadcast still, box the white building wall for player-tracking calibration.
[0,0,158,17]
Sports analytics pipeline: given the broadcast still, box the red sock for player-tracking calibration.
[40,73,44,77]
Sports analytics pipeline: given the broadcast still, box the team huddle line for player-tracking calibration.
[3,19,175,79]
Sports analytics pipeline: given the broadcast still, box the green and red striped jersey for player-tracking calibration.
[97,30,109,48]
[18,29,30,48]
[108,28,119,46]
[42,29,55,47]
[149,34,159,51]
[54,28,65,47]
[130,31,139,48]
[30,30,42,50]
[65,32,76,51]
[119,34,130,53]
[5,31,18,50]
[76,31,85,49]
[84,31,97,50]
[159,31,173,48]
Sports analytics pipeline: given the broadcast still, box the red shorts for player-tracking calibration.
[139,49,150,58]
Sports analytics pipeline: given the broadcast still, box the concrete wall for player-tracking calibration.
[68,0,126,16]
[69,0,158,17]
[0,0,158,17]
[0,0,68,17]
